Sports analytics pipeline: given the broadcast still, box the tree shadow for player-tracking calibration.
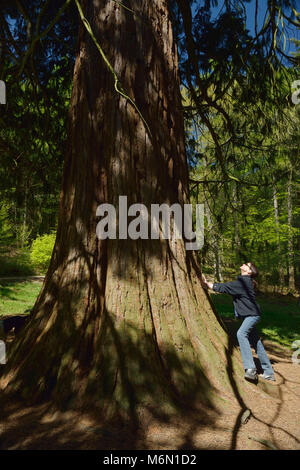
[222,318,300,450]
[223,329,250,450]
[0,303,222,449]
[0,283,19,301]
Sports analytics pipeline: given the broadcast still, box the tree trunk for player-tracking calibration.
[205,202,223,282]
[287,169,295,291]
[1,0,245,424]
[273,184,284,290]
[21,179,28,248]
[232,182,241,264]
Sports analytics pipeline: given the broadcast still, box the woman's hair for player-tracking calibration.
[248,262,259,278]
[248,262,258,289]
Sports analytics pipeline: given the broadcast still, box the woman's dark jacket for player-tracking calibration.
[212,275,261,317]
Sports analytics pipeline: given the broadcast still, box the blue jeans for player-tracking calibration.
[237,316,274,375]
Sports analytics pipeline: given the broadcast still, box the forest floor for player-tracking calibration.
[0,338,299,450]
[0,280,299,450]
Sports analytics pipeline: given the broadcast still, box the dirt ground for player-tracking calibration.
[0,339,299,451]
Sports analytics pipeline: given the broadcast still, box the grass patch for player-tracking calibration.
[211,292,300,347]
[0,280,42,316]
[0,280,299,348]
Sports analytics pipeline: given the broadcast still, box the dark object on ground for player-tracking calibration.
[0,315,28,335]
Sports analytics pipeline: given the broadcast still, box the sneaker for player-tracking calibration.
[244,369,258,381]
[259,372,275,381]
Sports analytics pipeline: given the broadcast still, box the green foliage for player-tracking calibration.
[186,65,300,291]
[30,232,56,272]
[0,250,34,277]
[0,60,71,245]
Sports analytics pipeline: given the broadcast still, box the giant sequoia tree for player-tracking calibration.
[0,0,282,424]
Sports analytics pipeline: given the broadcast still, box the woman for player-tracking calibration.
[201,262,275,382]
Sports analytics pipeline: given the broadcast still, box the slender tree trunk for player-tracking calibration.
[273,184,284,290]
[206,202,223,282]
[1,0,245,423]
[21,180,28,248]
[287,168,295,291]
[14,201,17,238]
[214,240,223,282]
[232,183,241,264]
